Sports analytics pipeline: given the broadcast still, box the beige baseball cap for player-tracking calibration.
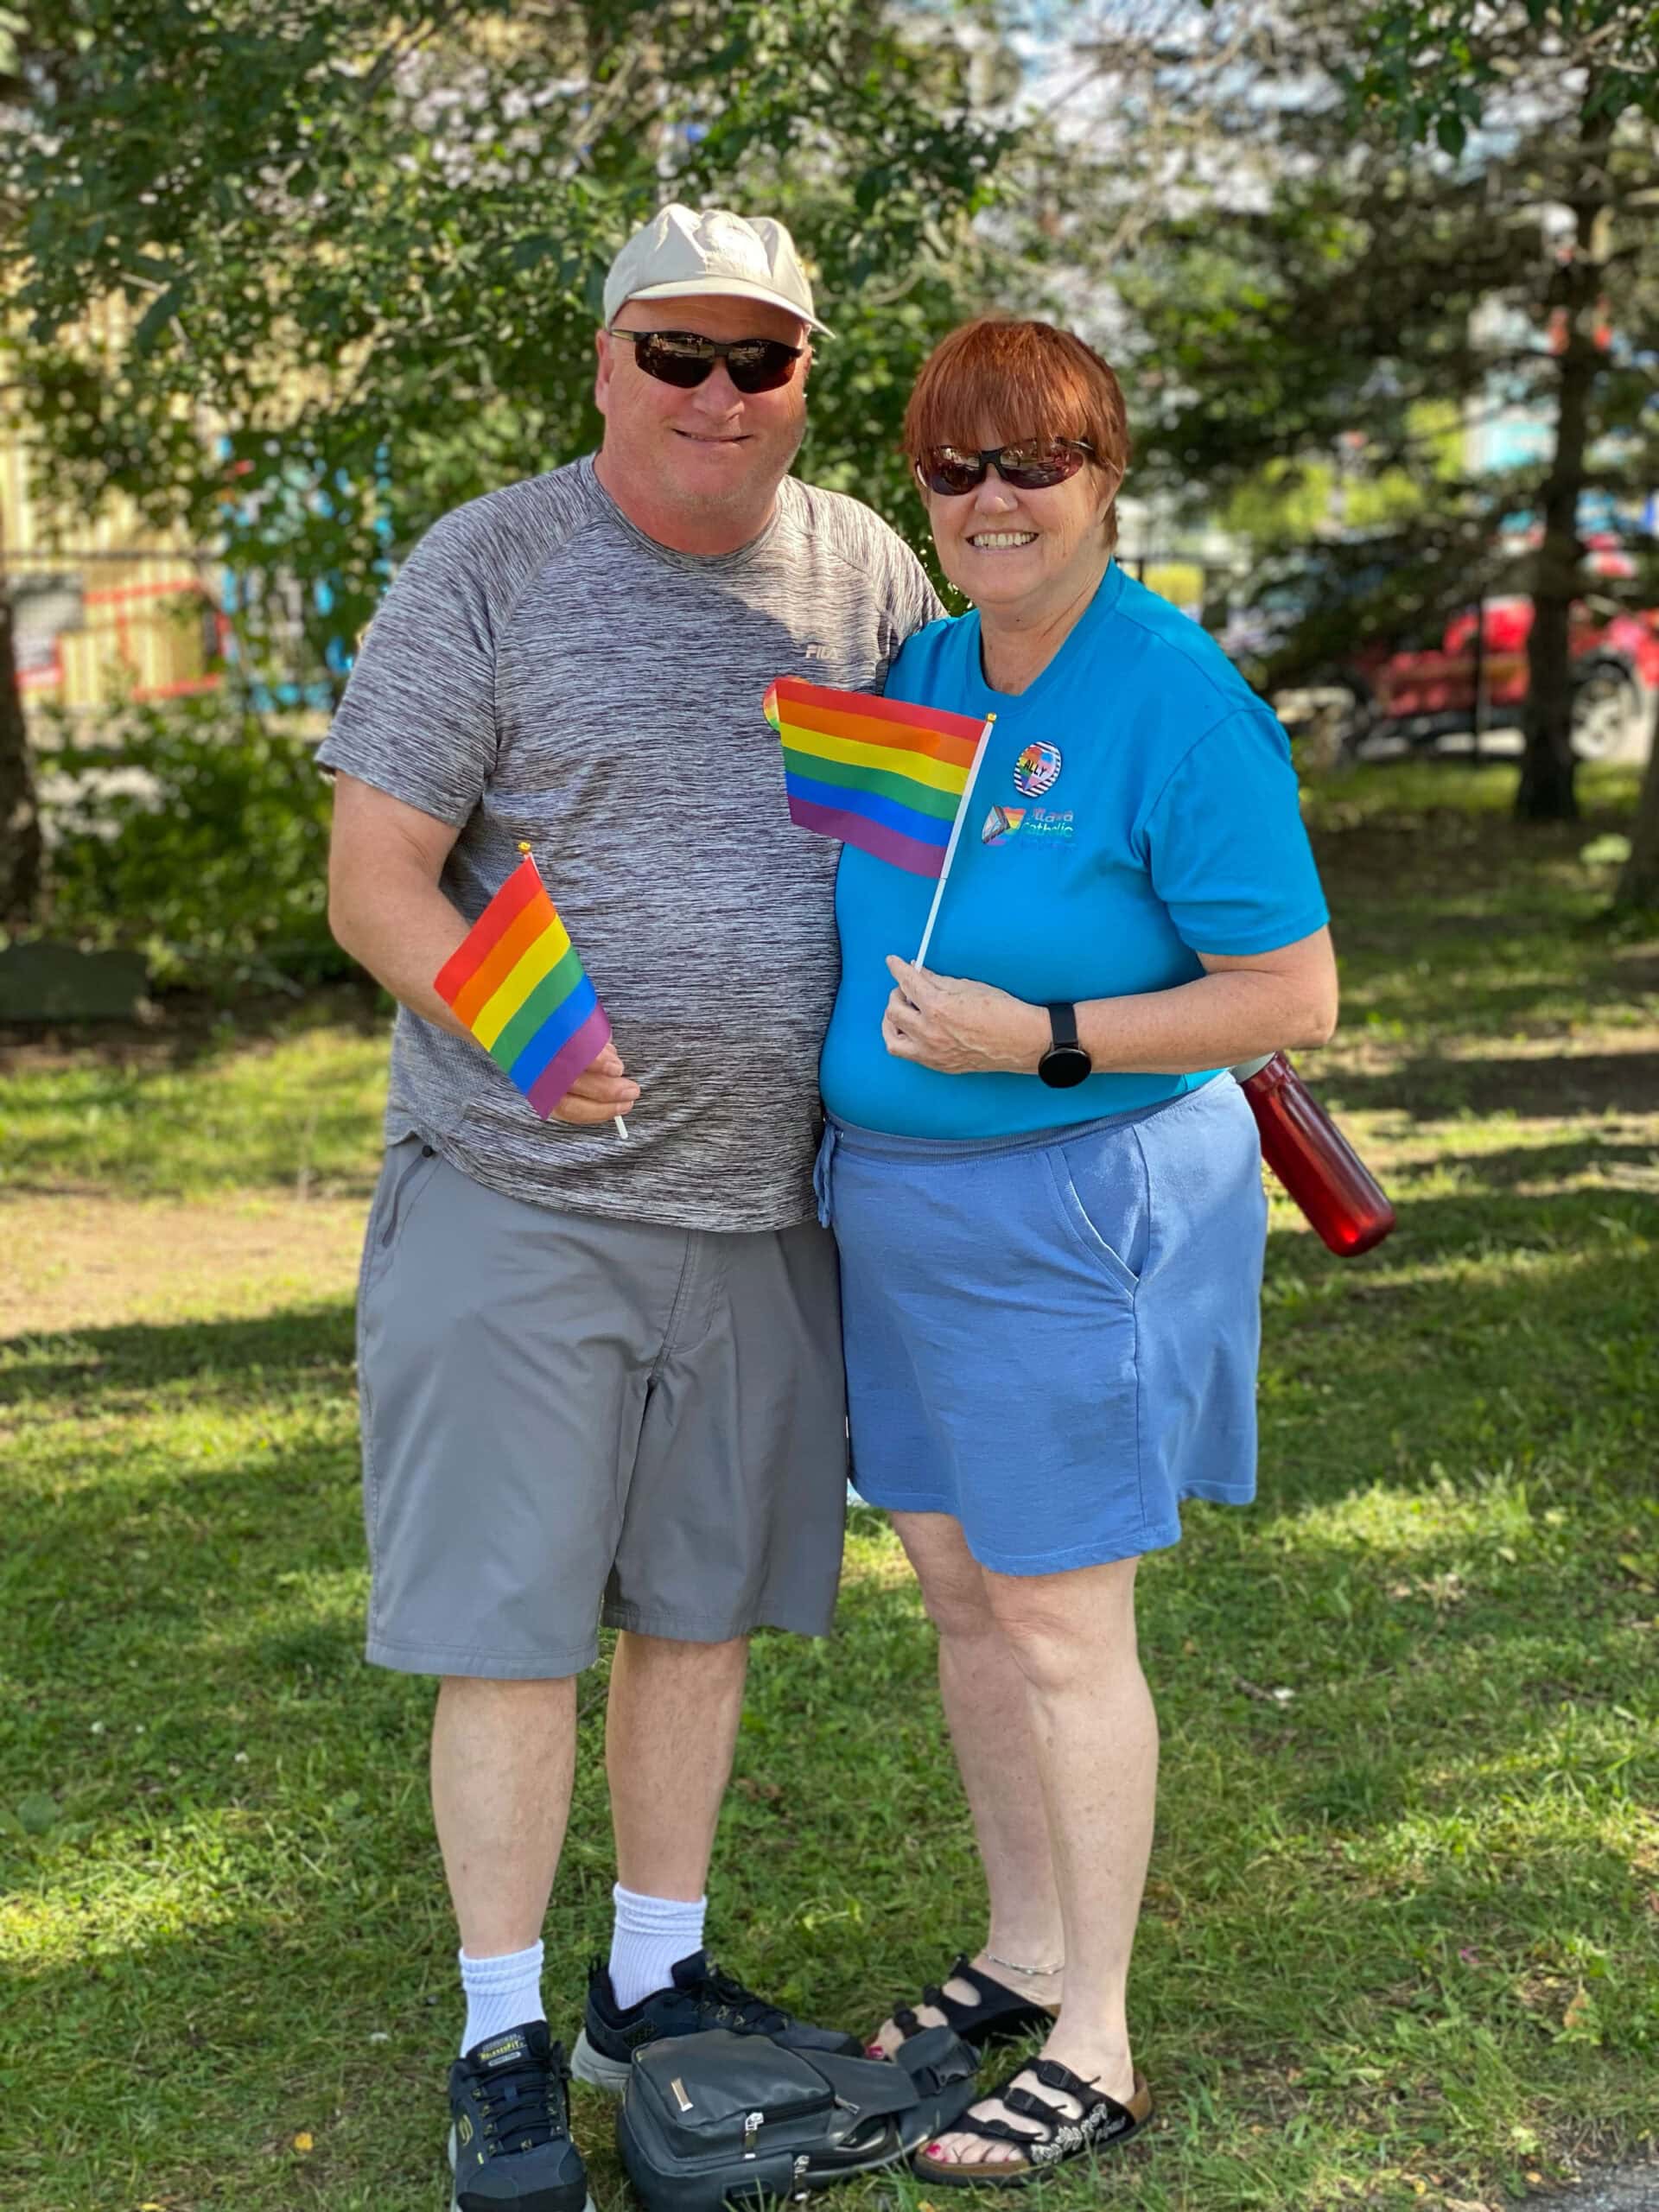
[602,203,831,335]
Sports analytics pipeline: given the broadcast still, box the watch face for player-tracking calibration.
[1039,1045,1092,1090]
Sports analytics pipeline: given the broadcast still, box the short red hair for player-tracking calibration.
[903,318,1130,551]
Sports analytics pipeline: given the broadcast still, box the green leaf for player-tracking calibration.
[15,1793,60,1835]
[132,280,186,355]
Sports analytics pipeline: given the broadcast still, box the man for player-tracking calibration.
[320,203,941,2212]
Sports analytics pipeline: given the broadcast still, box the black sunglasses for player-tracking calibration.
[608,327,804,395]
[916,437,1096,497]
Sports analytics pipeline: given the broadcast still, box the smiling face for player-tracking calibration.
[922,435,1120,621]
[902,321,1132,634]
[593,293,810,554]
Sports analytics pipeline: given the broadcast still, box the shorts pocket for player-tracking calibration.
[1041,1142,1143,1299]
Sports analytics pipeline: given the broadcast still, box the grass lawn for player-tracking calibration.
[2,760,1656,2212]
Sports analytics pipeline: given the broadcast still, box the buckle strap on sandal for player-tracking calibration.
[1003,2085,1073,2128]
[935,2062,1133,2158]
[893,1971,957,2031]
[900,1957,982,2032]
[1029,2056,1108,2106]
[1018,2062,1139,2171]
[891,1954,1052,2048]
[946,2110,1044,2146]
[914,2060,1151,2185]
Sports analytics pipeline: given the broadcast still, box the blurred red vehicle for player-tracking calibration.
[1346,594,1657,758]
[1220,541,1657,760]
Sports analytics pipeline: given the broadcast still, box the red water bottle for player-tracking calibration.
[1231,1052,1395,1257]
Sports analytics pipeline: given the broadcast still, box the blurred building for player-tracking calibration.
[2,423,224,717]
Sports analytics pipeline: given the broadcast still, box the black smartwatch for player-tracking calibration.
[1038,1001,1092,1089]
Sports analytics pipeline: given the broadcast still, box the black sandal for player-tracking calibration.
[911,2056,1152,2186]
[877,1955,1058,2056]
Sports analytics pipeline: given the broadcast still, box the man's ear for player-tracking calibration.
[594,327,613,415]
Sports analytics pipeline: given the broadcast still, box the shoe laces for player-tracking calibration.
[691,1961,789,2033]
[474,2050,566,2152]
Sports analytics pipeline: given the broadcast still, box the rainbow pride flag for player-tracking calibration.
[434,853,612,1120]
[764,677,988,878]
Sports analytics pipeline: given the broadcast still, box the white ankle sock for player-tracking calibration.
[607,1883,707,2010]
[459,1939,545,2056]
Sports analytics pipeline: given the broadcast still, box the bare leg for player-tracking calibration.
[607,1630,749,1904]
[929,1555,1156,2166]
[432,1675,579,1957]
[868,1511,1065,2054]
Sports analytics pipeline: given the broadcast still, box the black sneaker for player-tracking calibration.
[447,2020,593,2212]
[569,1948,861,2094]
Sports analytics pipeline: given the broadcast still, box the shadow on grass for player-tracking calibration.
[1325,1052,1659,1120]
[5,763,1656,2205]
[1376,1137,1658,1191]
[0,1303,357,1406]
[1262,1185,1653,1295]
[6,1430,1656,2206]
[0,977,385,1076]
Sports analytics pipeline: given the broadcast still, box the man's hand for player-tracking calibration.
[548,1038,641,1124]
[328,779,645,1119]
[881,957,1047,1075]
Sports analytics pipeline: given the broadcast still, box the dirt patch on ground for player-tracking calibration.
[0,1193,367,1337]
[1538,2167,1659,2212]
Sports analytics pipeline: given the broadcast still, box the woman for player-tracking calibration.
[814,319,1338,2183]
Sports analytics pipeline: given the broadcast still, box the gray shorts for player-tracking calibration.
[354,1139,849,1677]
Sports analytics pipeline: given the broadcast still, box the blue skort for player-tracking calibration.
[814,1075,1268,1577]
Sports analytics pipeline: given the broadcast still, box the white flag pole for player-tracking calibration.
[914,712,996,969]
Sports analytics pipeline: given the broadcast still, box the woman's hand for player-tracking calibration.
[881,957,1048,1075]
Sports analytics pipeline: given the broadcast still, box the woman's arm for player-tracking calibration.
[881,925,1338,1076]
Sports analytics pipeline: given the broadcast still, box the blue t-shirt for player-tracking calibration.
[820,563,1330,1140]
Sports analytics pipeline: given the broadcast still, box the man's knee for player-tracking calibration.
[439,1672,579,1695]
[612,1629,750,1675]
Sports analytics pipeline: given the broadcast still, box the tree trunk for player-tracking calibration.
[0,571,42,927]
[1517,468,1583,823]
[1613,689,1659,908]
[1516,108,1611,825]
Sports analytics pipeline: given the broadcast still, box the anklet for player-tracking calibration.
[985,1949,1064,1978]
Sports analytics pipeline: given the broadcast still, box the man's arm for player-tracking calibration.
[327,774,473,1039]
[327,775,639,1122]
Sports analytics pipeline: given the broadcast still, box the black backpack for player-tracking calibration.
[616,2024,979,2212]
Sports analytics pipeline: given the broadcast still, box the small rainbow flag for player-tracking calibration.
[764,677,989,878]
[434,853,612,1120]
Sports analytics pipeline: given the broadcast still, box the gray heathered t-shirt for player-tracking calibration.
[318,454,943,1231]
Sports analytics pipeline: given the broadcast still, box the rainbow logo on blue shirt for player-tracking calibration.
[1013,741,1063,797]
